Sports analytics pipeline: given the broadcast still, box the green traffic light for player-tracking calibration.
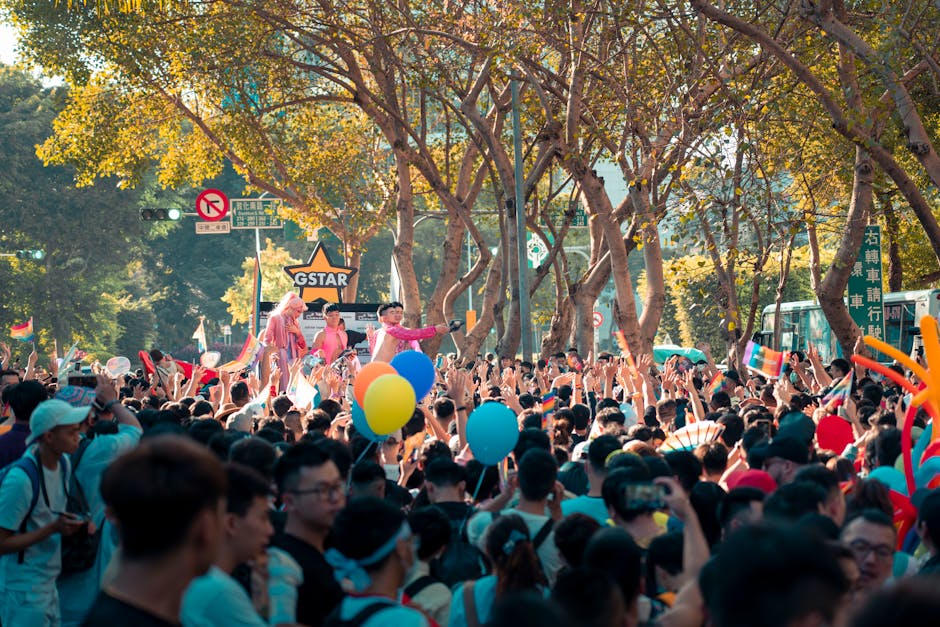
[167,208,182,220]
[30,250,44,260]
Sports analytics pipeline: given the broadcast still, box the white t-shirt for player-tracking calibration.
[181,566,266,627]
[0,450,68,594]
[334,595,429,627]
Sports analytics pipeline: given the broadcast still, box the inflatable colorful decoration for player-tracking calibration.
[851,316,940,547]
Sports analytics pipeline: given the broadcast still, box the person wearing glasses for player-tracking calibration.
[840,509,897,599]
[271,442,346,627]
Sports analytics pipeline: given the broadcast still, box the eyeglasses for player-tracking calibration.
[290,482,345,501]
[848,539,893,560]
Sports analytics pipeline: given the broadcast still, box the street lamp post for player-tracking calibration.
[511,78,532,363]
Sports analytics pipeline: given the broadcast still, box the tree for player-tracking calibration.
[221,239,300,325]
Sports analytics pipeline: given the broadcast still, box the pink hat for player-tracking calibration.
[728,469,777,494]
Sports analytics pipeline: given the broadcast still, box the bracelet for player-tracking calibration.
[102,399,120,412]
[456,406,467,412]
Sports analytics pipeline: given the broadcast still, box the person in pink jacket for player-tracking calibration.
[369,302,452,363]
[262,292,308,389]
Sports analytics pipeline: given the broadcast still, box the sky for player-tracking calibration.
[0,22,18,65]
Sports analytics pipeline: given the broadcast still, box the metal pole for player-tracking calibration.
[254,227,262,337]
[511,78,532,363]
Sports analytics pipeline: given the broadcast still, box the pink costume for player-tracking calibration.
[262,294,307,390]
[318,326,348,364]
[369,323,437,363]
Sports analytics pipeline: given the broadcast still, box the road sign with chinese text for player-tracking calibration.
[231,198,284,229]
[195,221,231,235]
[847,225,885,342]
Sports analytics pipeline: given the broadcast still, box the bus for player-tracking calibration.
[755,289,940,363]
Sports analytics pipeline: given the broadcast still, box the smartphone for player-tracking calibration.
[622,483,667,511]
[67,375,98,389]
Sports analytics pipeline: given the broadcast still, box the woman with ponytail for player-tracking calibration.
[448,514,547,627]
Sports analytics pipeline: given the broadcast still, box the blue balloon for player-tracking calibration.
[390,350,436,401]
[352,401,380,442]
[913,423,933,471]
[916,457,940,490]
[467,402,519,466]
[870,466,908,495]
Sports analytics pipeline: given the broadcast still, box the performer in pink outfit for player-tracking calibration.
[311,302,347,365]
[261,292,308,390]
[369,301,450,363]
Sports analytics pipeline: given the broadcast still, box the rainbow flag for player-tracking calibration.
[742,341,786,378]
[218,333,262,373]
[10,318,34,343]
[708,372,732,396]
[541,391,556,430]
[823,372,854,409]
[251,253,262,337]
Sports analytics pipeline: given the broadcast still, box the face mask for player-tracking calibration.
[384,464,400,481]
[790,372,799,384]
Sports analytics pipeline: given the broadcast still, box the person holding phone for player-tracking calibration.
[369,302,461,363]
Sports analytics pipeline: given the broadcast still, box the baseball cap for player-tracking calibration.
[728,469,778,494]
[27,399,91,445]
[777,411,816,445]
[752,436,810,465]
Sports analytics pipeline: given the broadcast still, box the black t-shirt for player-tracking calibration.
[81,592,177,627]
[272,532,344,627]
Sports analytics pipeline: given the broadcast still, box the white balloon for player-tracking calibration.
[106,356,131,378]
[200,351,221,368]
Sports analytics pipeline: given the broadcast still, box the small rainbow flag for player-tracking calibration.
[541,391,556,430]
[708,372,732,396]
[823,371,854,410]
[742,341,786,378]
[10,318,34,343]
[218,333,262,372]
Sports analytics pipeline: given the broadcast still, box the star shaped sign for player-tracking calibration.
[283,243,358,303]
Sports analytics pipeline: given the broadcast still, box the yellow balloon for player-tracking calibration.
[364,374,417,436]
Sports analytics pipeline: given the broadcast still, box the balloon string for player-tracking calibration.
[347,440,376,490]
[470,466,487,503]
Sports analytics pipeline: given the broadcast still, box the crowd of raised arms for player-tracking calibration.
[2,297,940,627]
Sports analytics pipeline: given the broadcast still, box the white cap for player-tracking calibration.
[27,399,91,445]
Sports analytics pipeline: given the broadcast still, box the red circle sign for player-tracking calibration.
[592,311,604,328]
[195,189,229,222]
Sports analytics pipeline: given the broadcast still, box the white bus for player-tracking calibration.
[756,289,940,363]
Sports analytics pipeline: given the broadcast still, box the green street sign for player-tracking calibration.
[572,207,589,227]
[231,198,284,229]
[847,225,884,341]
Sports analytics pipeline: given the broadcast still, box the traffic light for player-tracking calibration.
[140,208,182,221]
[15,250,44,260]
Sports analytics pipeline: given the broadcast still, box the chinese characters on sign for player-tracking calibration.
[847,225,885,341]
[231,198,284,229]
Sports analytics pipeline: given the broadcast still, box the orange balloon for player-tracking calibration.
[354,361,397,406]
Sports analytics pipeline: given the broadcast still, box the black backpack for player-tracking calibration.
[429,507,489,588]
[322,599,396,627]
[60,437,103,577]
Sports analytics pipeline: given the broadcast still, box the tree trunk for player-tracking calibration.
[392,152,422,328]
[633,189,666,355]
[882,193,903,292]
[819,146,872,356]
[773,233,797,351]
[463,248,503,358]
[344,249,361,303]
[422,218,464,356]
[542,295,573,358]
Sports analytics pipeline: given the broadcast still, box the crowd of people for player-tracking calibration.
[2,298,940,627]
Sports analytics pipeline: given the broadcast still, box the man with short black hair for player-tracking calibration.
[841,509,897,598]
[271,442,346,626]
[82,435,227,626]
[369,302,451,363]
[468,448,564,583]
[562,435,622,524]
[181,463,274,626]
[794,464,846,526]
[0,380,46,467]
